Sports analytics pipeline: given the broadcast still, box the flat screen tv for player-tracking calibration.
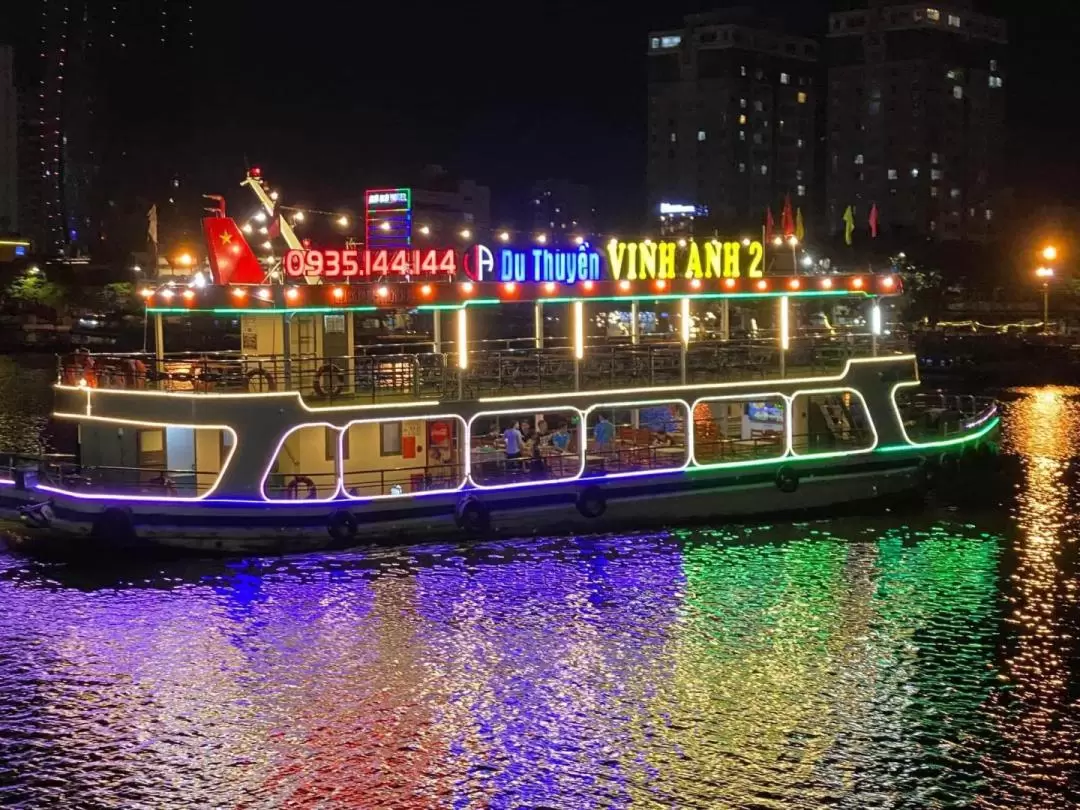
[746,401,784,425]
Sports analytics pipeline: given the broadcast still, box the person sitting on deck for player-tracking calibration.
[551,424,571,452]
[653,428,674,447]
[594,413,615,451]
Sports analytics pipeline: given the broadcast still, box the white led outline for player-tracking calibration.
[787,386,879,460]
[466,407,586,491]
[338,414,468,501]
[887,380,1000,448]
[581,398,693,480]
[258,421,343,502]
[48,412,239,502]
[476,354,918,404]
[688,392,792,468]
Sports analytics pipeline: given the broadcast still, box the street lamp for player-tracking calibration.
[1035,266,1054,330]
[1042,245,1058,262]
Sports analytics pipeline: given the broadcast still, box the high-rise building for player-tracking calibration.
[16,1,197,257]
[826,2,1006,242]
[646,10,819,233]
[530,179,595,236]
[0,45,16,235]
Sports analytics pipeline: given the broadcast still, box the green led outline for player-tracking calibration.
[877,416,1000,453]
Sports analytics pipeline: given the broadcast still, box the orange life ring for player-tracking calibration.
[286,475,318,500]
[246,368,277,392]
[313,364,346,398]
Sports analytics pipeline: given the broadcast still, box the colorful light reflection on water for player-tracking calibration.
[0,381,1078,807]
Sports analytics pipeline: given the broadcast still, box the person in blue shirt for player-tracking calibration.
[503,420,524,461]
[593,413,615,450]
[551,424,571,452]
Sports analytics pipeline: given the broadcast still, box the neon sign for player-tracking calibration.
[365,189,410,208]
[606,239,764,280]
[470,245,602,284]
[283,248,457,278]
[365,187,412,249]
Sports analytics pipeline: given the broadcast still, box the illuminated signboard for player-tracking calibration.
[470,245,602,284]
[606,239,764,280]
[365,187,412,249]
[284,248,457,278]
[658,202,697,215]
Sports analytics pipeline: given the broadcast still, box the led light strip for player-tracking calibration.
[786,386,879,461]
[478,355,917,404]
[581,399,693,480]
[466,407,586,491]
[258,422,343,502]
[42,414,239,502]
[876,415,1000,452]
[887,381,1000,448]
[337,414,468,502]
[688,392,792,468]
[0,478,16,486]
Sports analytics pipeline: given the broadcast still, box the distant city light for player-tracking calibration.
[254,212,267,223]
[460,229,472,240]
[802,255,814,267]
[419,225,431,236]
[292,211,305,222]
[536,233,548,244]
[269,191,279,201]
[1042,245,1058,262]
[192,271,207,288]
[176,253,194,267]
[242,223,253,234]
[574,235,585,246]
[499,231,510,242]
[337,215,349,227]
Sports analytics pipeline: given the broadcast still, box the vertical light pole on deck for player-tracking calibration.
[533,301,544,349]
[679,297,691,385]
[870,301,882,357]
[720,299,731,341]
[630,300,640,345]
[281,313,293,389]
[572,300,584,390]
[456,307,468,400]
[432,309,442,353]
[779,295,789,379]
[153,313,165,362]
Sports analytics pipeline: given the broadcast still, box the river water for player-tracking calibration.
[0,359,1077,809]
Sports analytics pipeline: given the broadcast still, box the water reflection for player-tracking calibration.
[984,388,1080,807]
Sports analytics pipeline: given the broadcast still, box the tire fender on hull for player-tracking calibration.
[455,497,490,535]
[328,510,358,543]
[92,507,136,544]
[775,466,800,494]
[576,486,607,519]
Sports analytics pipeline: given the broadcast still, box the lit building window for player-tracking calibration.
[911,167,919,178]
[926,8,940,21]
[888,169,898,180]
[985,208,993,220]
[931,152,939,164]
[738,114,747,125]
[740,65,747,77]
[947,14,960,26]
[753,133,763,145]
[697,130,706,141]
[989,76,1003,88]
[797,184,806,196]
[738,162,746,173]
[797,92,808,104]
[660,35,682,48]
[950,188,961,199]
[795,169,803,180]
[931,169,943,180]
[739,130,746,141]
[990,59,998,71]
[740,98,747,108]
[855,154,864,165]
[953,86,963,99]
[760,164,768,175]
[930,186,939,197]
[797,138,805,148]
[670,132,677,142]
[753,100,763,112]
[780,73,790,84]
[650,37,660,49]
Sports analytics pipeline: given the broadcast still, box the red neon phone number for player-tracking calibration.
[283,248,458,278]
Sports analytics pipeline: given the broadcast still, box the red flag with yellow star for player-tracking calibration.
[202,217,264,285]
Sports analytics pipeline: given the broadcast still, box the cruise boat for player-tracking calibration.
[0,180,1000,554]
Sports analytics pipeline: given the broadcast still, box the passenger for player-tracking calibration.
[653,428,674,447]
[536,418,549,442]
[503,420,524,463]
[593,413,615,451]
[551,423,571,452]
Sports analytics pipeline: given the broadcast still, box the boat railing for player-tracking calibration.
[34,462,221,496]
[340,463,469,498]
[896,389,998,441]
[56,333,910,403]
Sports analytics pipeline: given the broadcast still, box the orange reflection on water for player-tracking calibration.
[982,387,1080,807]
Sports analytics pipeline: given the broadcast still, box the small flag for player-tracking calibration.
[842,206,855,246]
[268,215,282,240]
[147,205,158,247]
[765,207,775,243]
[781,195,795,237]
[202,217,264,285]
[795,208,805,242]
[869,203,879,238]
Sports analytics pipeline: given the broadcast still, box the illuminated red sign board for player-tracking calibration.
[284,248,458,278]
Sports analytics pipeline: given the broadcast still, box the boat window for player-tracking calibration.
[342,416,466,498]
[790,390,875,456]
[469,408,583,487]
[583,401,690,476]
[691,397,787,465]
[263,424,340,500]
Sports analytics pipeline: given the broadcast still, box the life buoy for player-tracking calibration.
[286,475,318,500]
[328,510,358,543]
[246,368,277,392]
[775,466,799,493]
[576,486,607,519]
[455,497,490,534]
[313,364,346,398]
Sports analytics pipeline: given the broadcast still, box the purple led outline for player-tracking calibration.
[962,404,999,431]
[466,407,586,491]
[580,398,694,480]
[338,414,469,502]
[0,478,15,486]
[258,422,343,503]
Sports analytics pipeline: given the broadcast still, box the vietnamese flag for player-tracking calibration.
[781,195,795,237]
[869,202,880,238]
[765,207,775,243]
[202,217,265,285]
